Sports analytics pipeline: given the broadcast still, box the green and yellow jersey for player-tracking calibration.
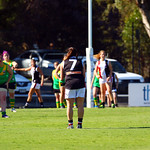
[3,60,16,83]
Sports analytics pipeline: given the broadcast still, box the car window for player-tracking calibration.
[43,53,65,62]
[30,52,39,61]
[110,61,126,73]
[20,52,32,59]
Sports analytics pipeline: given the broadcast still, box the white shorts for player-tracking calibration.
[106,89,117,95]
[65,88,85,99]
[99,77,111,84]
[31,83,40,89]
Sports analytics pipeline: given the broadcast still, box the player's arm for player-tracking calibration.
[107,61,112,82]
[6,65,13,89]
[95,62,100,79]
[14,67,31,72]
[91,71,96,88]
[115,74,119,89]
[82,63,85,78]
[60,61,64,81]
[12,61,18,68]
[55,64,61,80]
[38,67,44,86]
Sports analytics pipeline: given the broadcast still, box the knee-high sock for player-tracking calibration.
[10,99,15,108]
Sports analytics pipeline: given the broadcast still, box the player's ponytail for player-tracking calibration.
[63,47,78,60]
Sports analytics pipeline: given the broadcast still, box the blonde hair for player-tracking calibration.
[93,50,105,60]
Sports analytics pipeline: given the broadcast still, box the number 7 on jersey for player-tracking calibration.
[69,59,77,71]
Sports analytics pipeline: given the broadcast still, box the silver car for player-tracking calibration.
[15,72,31,94]
[14,49,65,78]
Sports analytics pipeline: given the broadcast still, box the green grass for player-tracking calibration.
[1,107,150,150]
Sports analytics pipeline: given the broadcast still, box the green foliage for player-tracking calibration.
[1,107,150,150]
[121,3,150,76]
[0,0,124,60]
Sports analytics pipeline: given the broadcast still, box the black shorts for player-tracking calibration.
[53,89,60,93]
[0,83,7,89]
[9,82,17,90]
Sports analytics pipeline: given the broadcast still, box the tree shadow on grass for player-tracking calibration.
[83,127,150,130]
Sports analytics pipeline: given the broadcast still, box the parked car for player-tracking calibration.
[15,72,31,94]
[14,49,65,78]
[82,57,144,94]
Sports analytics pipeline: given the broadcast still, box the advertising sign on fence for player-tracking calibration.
[129,83,150,107]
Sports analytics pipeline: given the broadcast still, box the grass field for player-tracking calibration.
[1,107,150,150]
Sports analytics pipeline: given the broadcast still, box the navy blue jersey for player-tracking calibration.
[64,57,85,89]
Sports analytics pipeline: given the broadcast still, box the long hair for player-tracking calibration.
[93,50,105,60]
[63,47,78,60]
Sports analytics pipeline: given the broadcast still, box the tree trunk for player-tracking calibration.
[136,0,150,38]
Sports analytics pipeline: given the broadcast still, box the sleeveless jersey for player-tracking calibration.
[63,57,85,89]
[30,65,41,83]
[3,60,16,83]
[52,69,60,89]
[0,62,8,86]
[97,59,110,79]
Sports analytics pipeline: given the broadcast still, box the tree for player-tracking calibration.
[116,0,150,80]
[136,0,150,38]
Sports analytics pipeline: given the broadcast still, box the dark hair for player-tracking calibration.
[63,47,78,60]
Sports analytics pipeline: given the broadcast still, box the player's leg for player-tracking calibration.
[0,90,9,118]
[105,82,115,108]
[113,91,118,107]
[24,87,35,108]
[9,90,16,112]
[60,86,65,108]
[76,97,84,128]
[66,98,74,128]
[76,88,85,128]
[93,87,98,108]
[55,93,60,108]
[100,83,106,108]
[35,89,44,107]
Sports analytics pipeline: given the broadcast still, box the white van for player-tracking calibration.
[82,57,144,94]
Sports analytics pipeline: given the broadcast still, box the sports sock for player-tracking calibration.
[99,99,102,105]
[68,120,73,126]
[102,102,105,108]
[78,118,83,125]
[73,102,77,107]
[25,102,30,106]
[9,98,15,109]
[56,101,60,108]
[93,97,98,106]
[2,111,6,116]
[60,102,63,107]
[40,102,43,105]
[40,102,44,107]
[111,100,114,104]
[63,99,67,107]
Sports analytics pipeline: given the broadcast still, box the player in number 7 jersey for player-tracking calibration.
[60,47,85,129]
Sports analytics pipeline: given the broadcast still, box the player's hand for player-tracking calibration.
[107,77,110,82]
